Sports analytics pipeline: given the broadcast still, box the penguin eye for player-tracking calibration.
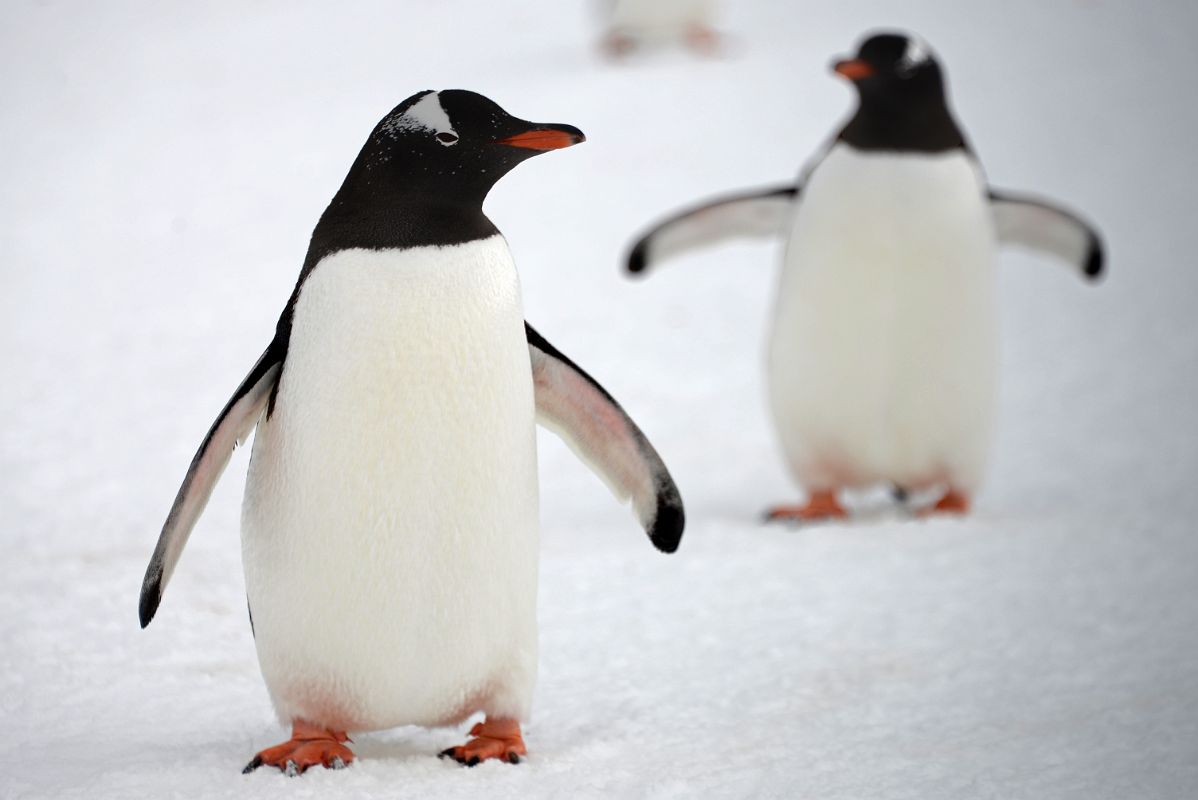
[435,132,459,146]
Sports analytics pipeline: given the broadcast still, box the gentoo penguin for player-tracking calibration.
[138,90,684,774]
[625,32,1103,521]
[600,0,720,57]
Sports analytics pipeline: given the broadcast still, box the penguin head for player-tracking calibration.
[349,90,585,206]
[832,31,966,152]
[832,32,946,106]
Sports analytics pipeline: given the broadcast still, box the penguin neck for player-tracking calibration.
[275,187,502,378]
[838,91,967,154]
[308,186,500,264]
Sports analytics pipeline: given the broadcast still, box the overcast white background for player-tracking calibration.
[2,1,1196,798]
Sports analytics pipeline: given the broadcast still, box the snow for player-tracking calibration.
[2,1,1196,798]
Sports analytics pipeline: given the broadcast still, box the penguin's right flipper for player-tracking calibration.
[526,323,684,553]
[626,184,800,275]
[989,189,1105,280]
[138,346,282,628]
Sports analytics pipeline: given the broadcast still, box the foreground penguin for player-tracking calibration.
[626,32,1103,520]
[139,90,684,774]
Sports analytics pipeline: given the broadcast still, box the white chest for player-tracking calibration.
[240,236,541,731]
[767,146,1000,491]
[785,145,994,280]
[279,237,533,447]
[774,146,996,355]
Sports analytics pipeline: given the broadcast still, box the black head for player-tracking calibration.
[833,32,967,153]
[314,90,585,252]
[353,89,583,202]
[271,91,584,399]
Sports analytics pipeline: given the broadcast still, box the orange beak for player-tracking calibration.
[833,59,875,80]
[494,126,586,151]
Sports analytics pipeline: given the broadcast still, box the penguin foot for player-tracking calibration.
[685,25,721,55]
[600,32,637,58]
[764,491,848,523]
[922,489,971,516]
[242,720,354,776]
[438,718,526,766]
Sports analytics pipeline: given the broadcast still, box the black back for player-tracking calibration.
[836,32,968,154]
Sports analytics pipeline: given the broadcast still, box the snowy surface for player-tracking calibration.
[3,1,1197,798]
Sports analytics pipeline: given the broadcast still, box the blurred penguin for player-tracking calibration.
[600,0,720,58]
[624,31,1104,521]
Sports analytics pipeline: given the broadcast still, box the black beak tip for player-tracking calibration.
[560,124,586,145]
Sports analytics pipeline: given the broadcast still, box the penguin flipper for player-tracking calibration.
[626,184,799,275]
[138,346,282,628]
[989,189,1105,280]
[526,323,684,553]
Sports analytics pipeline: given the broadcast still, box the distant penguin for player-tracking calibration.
[600,0,720,57]
[625,32,1103,521]
[139,90,685,775]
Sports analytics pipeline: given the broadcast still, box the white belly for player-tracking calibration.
[768,145,998,492]
[241,237,539,731]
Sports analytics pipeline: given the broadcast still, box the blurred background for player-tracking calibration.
[2,1,1196,798]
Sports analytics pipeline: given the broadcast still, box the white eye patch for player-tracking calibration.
[898,34,931,74]
[380,91,459,145]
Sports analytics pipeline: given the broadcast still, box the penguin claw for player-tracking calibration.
[438,746,470,765]
[244,721,355,776]
[439,718,527,766]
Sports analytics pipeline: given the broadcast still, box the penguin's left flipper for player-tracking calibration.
[626,184,800,275]
[527,323,684,553]
[139,345,282,628]
[989,189,1105,280]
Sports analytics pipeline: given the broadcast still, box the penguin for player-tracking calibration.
[600,0,720,57]
[625,32,1103,521]
[138,89,684,775]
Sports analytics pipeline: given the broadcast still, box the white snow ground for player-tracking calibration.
[2,1,1197,798]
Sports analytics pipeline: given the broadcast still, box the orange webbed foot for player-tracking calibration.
[765,490,848,523]
[439,718,526,766]
[685,24,721,55]
[922,489,971,516]
[243,720,354,776]
[600,32,637,59]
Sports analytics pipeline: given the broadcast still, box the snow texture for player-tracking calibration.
[2,1,1196,799]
